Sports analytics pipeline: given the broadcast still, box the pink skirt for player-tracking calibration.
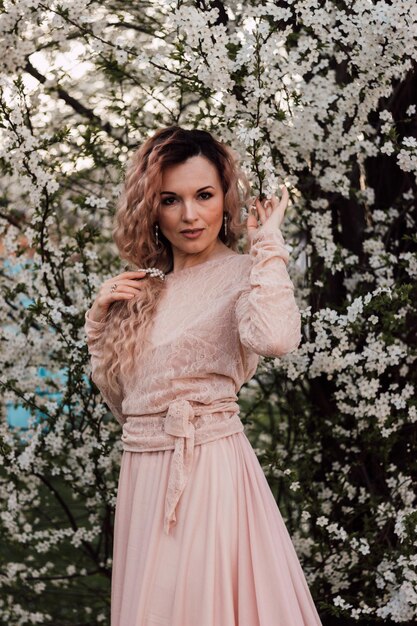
[111,431,323,626]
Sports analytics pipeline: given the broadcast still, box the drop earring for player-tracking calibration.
[223,212,228,237]
[154,223,159,245]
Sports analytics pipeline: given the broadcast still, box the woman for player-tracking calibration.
[84,126,323,626]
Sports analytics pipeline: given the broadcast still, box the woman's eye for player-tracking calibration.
[161,197,176,205]
[199,192,212,200]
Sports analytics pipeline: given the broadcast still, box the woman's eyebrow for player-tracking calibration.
[160,185,215,195]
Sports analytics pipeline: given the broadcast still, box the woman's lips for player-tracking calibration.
[181,229,205,239]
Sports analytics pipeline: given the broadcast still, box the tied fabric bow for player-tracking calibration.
[163,399,197,535]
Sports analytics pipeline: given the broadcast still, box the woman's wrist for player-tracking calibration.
[87,303,108,324]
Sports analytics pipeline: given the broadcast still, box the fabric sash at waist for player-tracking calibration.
[121,399,244,536]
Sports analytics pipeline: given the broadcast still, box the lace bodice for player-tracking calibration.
[84,228,302,428]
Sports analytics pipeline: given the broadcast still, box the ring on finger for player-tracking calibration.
[110,283,118,293]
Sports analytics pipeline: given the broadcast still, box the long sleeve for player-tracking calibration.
[234,228,302,358]
[84,308,125,426]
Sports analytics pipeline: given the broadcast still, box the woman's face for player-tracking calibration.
[158,155,225,263]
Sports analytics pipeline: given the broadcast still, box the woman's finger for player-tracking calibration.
[116,278,149,288]
[108,286,142,297]
[112,270,147,280]
[278,185,289,208]
[247,199,258,226]
[104,273,147,289]
[256,197,266,223]
[263,198,273,217]
[109,292,137,301]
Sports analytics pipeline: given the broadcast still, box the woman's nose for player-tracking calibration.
[182,200,199,218]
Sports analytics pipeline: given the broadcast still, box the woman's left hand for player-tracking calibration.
[246,185,289,244]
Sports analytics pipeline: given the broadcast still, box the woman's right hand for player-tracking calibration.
[88,270,148,322]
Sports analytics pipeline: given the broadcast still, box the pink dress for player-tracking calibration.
[84,228,323,626]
